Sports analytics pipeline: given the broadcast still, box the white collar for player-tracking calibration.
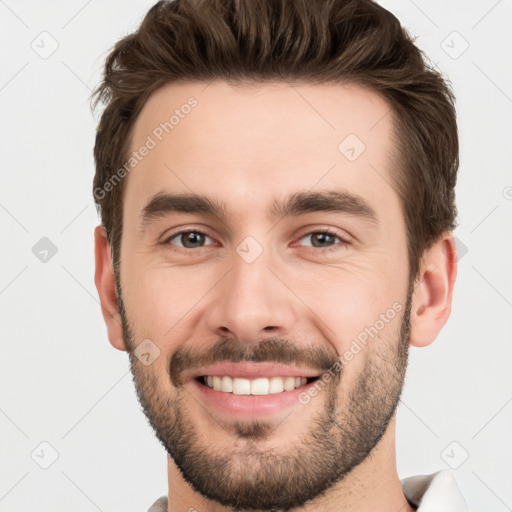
[401,470,467,511]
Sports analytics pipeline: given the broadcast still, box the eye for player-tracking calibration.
[161,228,350,253]
[297,229,350,252]
[163,229,214,250]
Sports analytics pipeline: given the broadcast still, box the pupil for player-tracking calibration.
[184,232,203,248]
[313,233,333,247]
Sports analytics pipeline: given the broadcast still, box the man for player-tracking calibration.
[92,0,467,510]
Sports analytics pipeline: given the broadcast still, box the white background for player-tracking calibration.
[0,1,511,511]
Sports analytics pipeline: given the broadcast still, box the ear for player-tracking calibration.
[94,225,127,351]
[410,232,458,348]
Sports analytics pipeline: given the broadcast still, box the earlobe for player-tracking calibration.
[94,225,127,351]
[410,232,457,348]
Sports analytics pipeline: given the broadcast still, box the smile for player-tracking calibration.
[200,375,317,395]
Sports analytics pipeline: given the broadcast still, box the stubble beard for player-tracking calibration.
[117,279,412,511]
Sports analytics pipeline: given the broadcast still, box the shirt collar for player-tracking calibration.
[401,470,467,511]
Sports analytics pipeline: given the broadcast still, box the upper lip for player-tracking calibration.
[187,362,323,381]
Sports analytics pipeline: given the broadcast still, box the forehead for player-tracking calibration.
[124,80,399,226]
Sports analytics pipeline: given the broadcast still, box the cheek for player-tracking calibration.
[288,257,407,362]
[123,262,215,339]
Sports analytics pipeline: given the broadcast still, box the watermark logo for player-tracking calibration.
[338,133,366,162]
[440,31,469,60]
[236,236,264,264]
[441,441,469,469]
[453,236,468,261]
[31,31,59,59]
[134,339,161,366]
[31,441,59,469]
[32,237,58,263]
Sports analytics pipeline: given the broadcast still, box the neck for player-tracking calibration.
[166,416,414,512]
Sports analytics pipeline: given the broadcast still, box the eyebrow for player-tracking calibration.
[139,190,378,228]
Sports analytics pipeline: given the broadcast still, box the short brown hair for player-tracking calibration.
[92,0,458,282]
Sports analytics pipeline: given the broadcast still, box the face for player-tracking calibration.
[117,80,412,510]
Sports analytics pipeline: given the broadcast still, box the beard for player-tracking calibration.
[116,278,412,511]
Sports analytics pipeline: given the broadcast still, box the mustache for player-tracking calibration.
[169,337,340,387]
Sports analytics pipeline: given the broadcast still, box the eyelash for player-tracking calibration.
[161,228,351,254]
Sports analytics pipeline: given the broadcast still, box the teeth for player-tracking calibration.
[283,377,295,391]
[221,376,233,393]
[269,376,284,394]
[251,378,269,395]
[204,376,309,395]
[233,377,251,395]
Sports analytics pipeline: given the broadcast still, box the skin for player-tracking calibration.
[94,80,457,512]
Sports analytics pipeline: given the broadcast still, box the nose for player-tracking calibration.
[203,244,299,345]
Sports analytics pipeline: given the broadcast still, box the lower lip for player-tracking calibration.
[190,378,318,418]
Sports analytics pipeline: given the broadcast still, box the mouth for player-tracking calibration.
[196,375,320,396]
[186,362,324,419]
